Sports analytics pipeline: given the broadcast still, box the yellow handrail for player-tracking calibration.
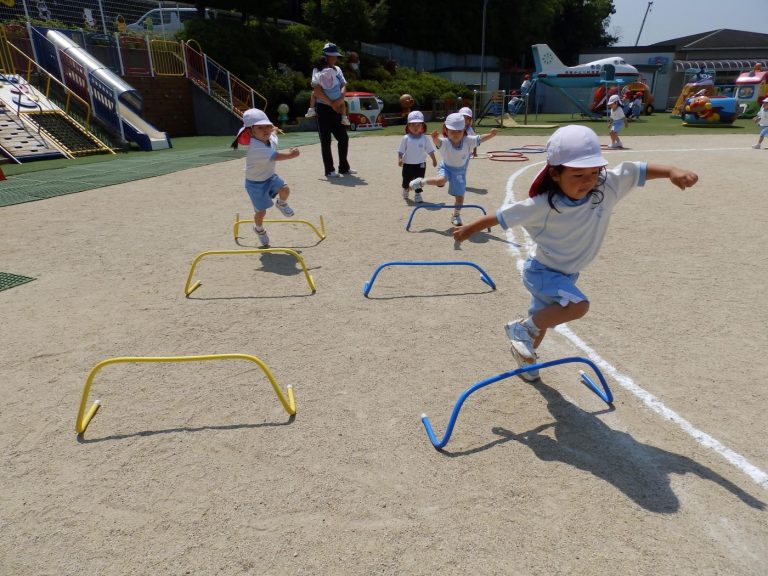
[75,354,296,435]
[184,248,316,296]
[233,213,326,243]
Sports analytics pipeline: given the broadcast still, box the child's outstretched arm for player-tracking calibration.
[478,128,498,143]
[431,130,441,148]
[452,213,498,242]
[275,147,300,161]
[429,151,437,166]
[646,164,698,190]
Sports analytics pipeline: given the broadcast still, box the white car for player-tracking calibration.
[126,8,215,36]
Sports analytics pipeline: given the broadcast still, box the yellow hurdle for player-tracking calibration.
[75,354,296,435]
[233,213,326,243]
[184,248,316,296]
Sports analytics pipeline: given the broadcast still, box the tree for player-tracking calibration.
[301,0,388,48]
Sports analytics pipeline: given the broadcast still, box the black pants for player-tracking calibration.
[316,102,349,175]
[401,162,426,189]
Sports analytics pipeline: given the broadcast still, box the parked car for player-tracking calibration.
[126,8,215,36]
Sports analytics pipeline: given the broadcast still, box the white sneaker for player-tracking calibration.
[341,116,351,126]
[341,169,357,175]
[451,213,462,226]
[414,192,423,203]
[504,321,537,361]
[402,188,409,200]
[254,227,270,247]
[326,171,342,179]
[305,108,316,118]
[752,144,761,149]
[510,346,540,382]
[409,177,425,191]
[275,200,294,217]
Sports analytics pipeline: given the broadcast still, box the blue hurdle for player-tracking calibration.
[363,260,496,297]
[421,356,613,450]
[405,204,492,232]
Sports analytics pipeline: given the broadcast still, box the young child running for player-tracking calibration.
[231,108,299,247]
[751,98,768,149]
[398,110,437,203]
[409,112,497,226]
[607,93,628,148]
[453,124,698,381]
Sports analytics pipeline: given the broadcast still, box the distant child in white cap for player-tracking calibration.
[454,124,698,381]
[398,110,437,202]
[458,106,478,158]
[607,93,628,148]
[409,113,497,226]
[751,98,768,148]
[232,108,300,247]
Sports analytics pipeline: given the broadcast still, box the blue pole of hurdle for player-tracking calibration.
[421,356,613,450]
[363,261,496,297]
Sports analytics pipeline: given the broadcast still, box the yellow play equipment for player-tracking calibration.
[232,213,326,243]
[671,83,714,117]
[184,248,316,296]
[75,354,296,435]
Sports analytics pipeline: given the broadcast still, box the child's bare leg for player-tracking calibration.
[253,209,267,228]
[530,301,590,348]
[425,176,447,187]
[277,185,290,202]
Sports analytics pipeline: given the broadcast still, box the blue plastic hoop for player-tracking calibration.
[363,260,496,297]
[421,356,613,450]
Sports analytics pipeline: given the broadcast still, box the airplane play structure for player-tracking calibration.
[530,44,641,118]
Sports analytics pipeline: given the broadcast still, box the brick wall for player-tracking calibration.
[125,76,196,137]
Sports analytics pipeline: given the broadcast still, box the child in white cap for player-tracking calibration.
[231,108,299,247]
[751,98,768,148]
[398,110,437,202]
[453,124,698,381]
[607,93,628,148]
[458,106,478,158]
[409,113,497,225]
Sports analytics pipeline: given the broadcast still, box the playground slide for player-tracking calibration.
[41,30,170,151]
[117,102,171,151]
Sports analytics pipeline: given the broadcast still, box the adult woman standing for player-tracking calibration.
[312,43,355,178]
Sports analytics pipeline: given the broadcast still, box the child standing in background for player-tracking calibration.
[752,99,768,149]
[398,110,437,203]
[607,94,628,149]
[409,113,497,226]
[453,125,698,381]
[459,106,478,158]
[231,108,299,247]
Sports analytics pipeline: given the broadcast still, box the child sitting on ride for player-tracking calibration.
[408,112,497,226]
[607,94,628,149]
[398,110,437,203]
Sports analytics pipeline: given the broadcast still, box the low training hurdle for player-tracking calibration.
[184,248,316,296]
[363,261,496,297]
[421,356,613,449]
[405,204,491,232]
[75,354,296,435]
[233,213,326,243]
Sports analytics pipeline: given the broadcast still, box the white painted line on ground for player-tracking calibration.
[502,161,768,489]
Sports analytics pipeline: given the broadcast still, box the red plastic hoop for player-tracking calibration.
[486,150,529,162]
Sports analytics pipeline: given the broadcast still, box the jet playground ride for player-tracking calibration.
[531,44,640,118]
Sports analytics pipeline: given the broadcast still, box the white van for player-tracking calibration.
[126,8,214,36]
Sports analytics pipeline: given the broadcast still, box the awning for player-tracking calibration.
[674,60,768,71]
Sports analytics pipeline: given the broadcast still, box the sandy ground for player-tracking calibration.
[1,131,767,575]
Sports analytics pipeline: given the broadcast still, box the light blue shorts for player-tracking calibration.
[245,174,286,212]
[610,119,624,134]
[437,162,467,197]
[522,258,588,316]
[760,126,768,138]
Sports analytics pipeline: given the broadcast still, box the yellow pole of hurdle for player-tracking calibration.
[233,213,326,242]
[75,354,296,435]
[184,248,316,296]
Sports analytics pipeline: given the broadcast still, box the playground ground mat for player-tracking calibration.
[0,131,332,208]
[0,272,35,292]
